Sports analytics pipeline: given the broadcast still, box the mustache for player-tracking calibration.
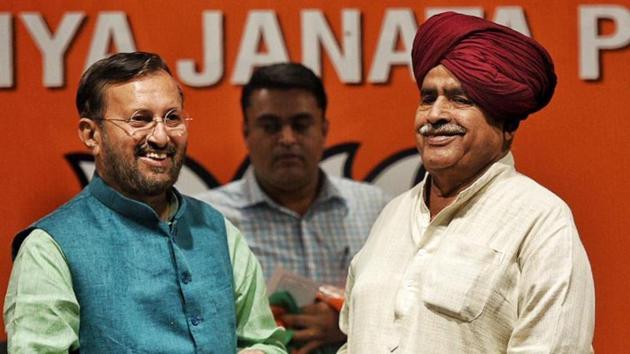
[135,142,177,157]
[271,147,305,162]
[272,152,304,160]
[418,122,467,136]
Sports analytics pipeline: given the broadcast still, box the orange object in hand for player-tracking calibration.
[316,284,345,312]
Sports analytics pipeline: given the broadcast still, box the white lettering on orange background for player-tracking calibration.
[177,11,224,87]
[231,10,289,84]
[2,6,625,87]
[21,12,84,87]
[579,5,630,80]
[0,13,12,87]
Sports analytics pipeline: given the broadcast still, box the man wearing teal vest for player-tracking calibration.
[3,52,287,354]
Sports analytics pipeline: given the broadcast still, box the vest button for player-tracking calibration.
[191,315,203,326]
[181,271,192,284]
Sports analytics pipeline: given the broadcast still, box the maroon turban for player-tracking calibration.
[412,12,556,124]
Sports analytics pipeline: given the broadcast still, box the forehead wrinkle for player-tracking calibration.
[254,111,315,122]
[105,74,182,116]
[421,76,466,96]
[255,113,282,122]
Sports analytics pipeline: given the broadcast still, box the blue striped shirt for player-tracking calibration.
[195,170,391,286]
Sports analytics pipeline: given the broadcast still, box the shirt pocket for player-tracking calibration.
[422,239,503,322]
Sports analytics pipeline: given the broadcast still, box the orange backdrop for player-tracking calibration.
[1,0,629,351]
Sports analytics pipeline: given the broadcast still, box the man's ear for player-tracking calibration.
[504,129,515,141]
[503,128,515,150]
[78,118,101,154]
[241,119,249,138]
[322,118,329,137]
[242,119,254,152]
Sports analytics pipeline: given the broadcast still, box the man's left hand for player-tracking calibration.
[281,301,346,353]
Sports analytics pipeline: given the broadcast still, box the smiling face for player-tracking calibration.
[92,71,187,198]
[415,65,513,187]
[244,88,328,195]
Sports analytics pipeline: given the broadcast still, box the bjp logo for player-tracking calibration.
[65,142,425,197]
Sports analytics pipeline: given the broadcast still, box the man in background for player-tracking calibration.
[197,63,390,353]
[4,52,285,353]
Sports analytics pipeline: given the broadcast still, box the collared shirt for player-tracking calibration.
[339,153,595,353]
[195,170,391,287]
[4,221,287,354]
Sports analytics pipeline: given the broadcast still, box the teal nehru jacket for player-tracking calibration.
[13,175,236,353]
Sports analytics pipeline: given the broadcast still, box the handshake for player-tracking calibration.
[267,268,346,354]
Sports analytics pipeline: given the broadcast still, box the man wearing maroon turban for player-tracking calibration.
[338,12,594,353]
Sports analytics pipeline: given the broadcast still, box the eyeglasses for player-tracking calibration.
[101,109,192,137]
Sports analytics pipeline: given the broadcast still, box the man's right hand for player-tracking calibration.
[281,301,346,353]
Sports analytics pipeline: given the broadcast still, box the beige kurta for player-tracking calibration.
[339,153,594,353]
